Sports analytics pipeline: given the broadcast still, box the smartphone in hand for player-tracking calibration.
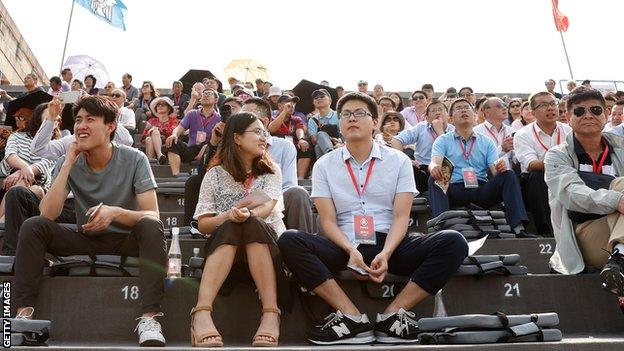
[85,203,103,224]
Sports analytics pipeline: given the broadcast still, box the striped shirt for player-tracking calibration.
[0,132,55,190]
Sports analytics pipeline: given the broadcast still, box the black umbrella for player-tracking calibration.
[5,90,53,129]
[178,69,215,95]
[292,80,338,115]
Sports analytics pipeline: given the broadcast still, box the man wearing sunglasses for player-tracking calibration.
[544,87,624,297]
[308,89,340,159]
[109,88,136,133]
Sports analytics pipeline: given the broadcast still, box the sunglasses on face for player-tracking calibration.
[412,95,426,101]
[358,83,367,87]
[572,106,604,118]
[313,94,328,100]
[111,93,123,98]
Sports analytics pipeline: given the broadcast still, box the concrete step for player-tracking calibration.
[8,336,624,350]
[150,164,191,178]
[4,273,621,344]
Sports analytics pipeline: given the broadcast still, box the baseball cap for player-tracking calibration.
[311,89,330,99]
[268,86,282,97]
[277,95,300,104]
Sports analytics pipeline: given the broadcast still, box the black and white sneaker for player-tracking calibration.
[306,310,375,345]
[601,248,624,297]
[375,308,420,344]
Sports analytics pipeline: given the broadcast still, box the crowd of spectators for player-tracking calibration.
[0,70,623,347]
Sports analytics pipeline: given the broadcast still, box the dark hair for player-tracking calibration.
[545,79,556,85]
[483,93,497,98]
[566,87,605,112]
[244,97,272,120]
[528,91,554,109]
[615,100,624,107]
[336,86,344,91]
[50,76,62,85]
[223,96,243,107]
[615,91,624,100]
[337,92,379,120]
[507,98,523,124]
[172,80,183,87]
[421,83,434,91]
[141,81,158,99]
[209,112,274,182]
[72,96,118,141]
[381,111,405,131]
[425,98,448,115]
[123,73,133,81]
[26,103,48,138]
[388,92,404,111]
[84,74,97,87]
[475,97,488,111]
[581,79,591,86]
[72,79,84,88]
[605,95,617,103]
[61,68,72,75]
[449,98,473,114]
[459,87,474,95]
[410,90,427,100]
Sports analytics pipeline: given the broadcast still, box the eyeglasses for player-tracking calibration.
[453,105,473,113]
[429,107,446,113]
[412,95,426,101]
[358,83,368,87]
[572,106,604,118]
[201,91,217,98]
[533,101,558,109]
[340,109,372,119]
[243,128,270,139]
[379,102,394,108]
[111,93,123,98]
[313,94,328,100]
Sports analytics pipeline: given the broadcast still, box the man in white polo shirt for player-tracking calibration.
[278,92,467,345]
[514,92,572,236]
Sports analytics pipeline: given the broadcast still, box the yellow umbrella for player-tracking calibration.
[223,59,269,84]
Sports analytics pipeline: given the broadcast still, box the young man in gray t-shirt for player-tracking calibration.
[12,96,167,347]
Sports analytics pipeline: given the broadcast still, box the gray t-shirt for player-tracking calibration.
[53,144,157,234]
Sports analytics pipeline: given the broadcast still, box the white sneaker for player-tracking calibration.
[134,312,166,347]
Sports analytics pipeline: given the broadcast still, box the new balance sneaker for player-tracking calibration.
[135,313,166,347]
[601,248,624,297]
[306,310,375,345]
[375,308,420,344]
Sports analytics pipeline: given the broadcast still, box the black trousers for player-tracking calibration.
[184,174,202,226]
[277,230,468,295]
[1,186,76,256]
[520,171,553,236]
[14,216,167,314]
[414,164,430,195]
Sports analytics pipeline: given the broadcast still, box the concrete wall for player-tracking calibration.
[0,0,48,85]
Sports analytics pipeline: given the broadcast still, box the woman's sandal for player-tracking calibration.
[190,306,223,347]
[252,307,281,347]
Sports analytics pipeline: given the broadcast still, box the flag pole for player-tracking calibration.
[558,30,574,80]
[59,0,76,74]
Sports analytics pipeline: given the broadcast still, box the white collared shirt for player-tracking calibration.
[473,120,516,157]
[514,121,572,173]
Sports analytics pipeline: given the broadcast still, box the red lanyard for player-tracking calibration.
[345,159,376,197]
[486,125,505,145]
[458,138,476,161]
[588,142,610,174]
[532,125,561,152]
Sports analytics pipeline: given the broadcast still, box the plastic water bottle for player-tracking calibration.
[167,227,182,279]
[192,247,200,258]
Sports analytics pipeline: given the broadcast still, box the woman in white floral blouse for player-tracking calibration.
[190,112,286,347]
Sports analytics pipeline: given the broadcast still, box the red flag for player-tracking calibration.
[552,0,569,32]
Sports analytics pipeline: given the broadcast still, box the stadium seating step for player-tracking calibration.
[7,336,624,350]
[150,164,191,178]
[3,273,621,344]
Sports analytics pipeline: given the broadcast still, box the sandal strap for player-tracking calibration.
[262,307,281,316]
[190,305,213,315]
[253,332,277,341]
[198,331,222,341]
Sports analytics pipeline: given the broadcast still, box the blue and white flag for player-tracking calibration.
[74,0,127,31]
